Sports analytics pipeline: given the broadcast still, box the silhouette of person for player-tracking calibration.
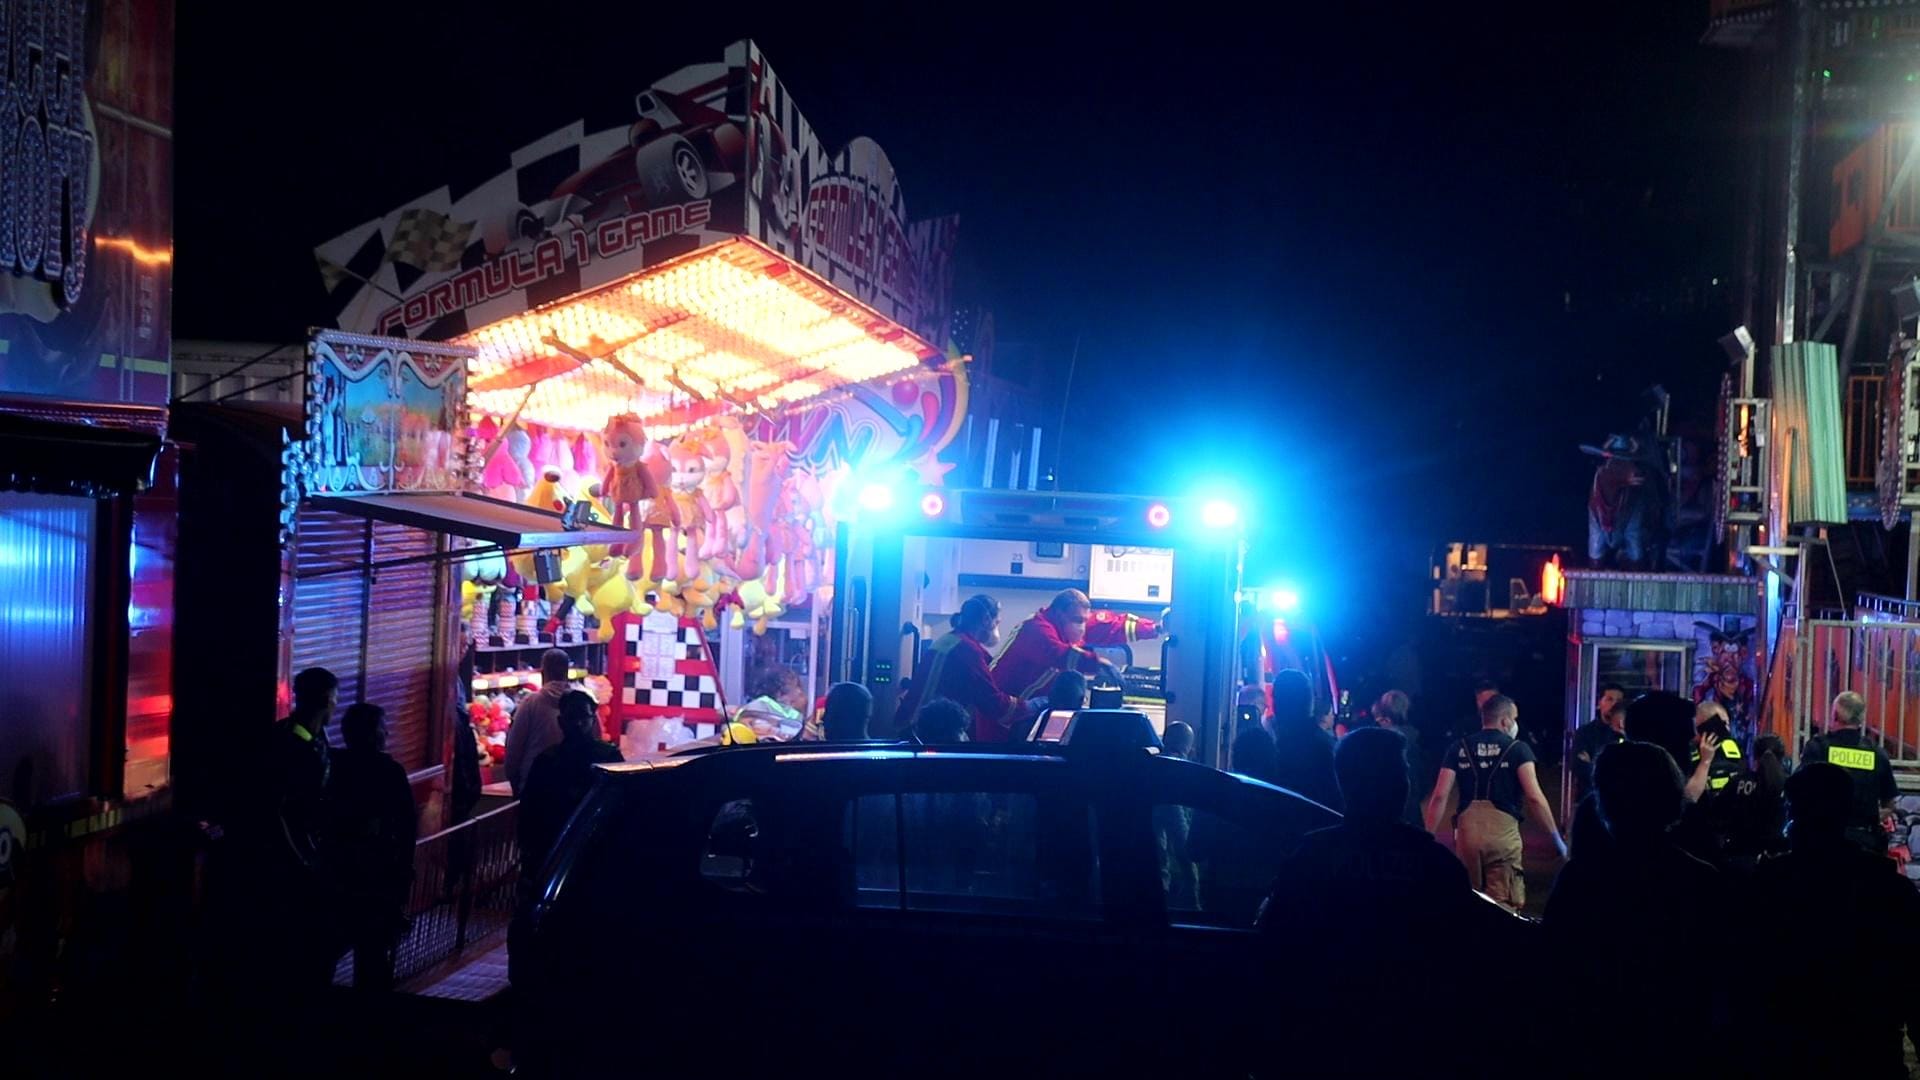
[518,691,622,875]
[323,702,416,991]
[1745,763,1920,1079]
[1268,669,1340,810]
[1260,728,1488,1077]
[822,682,875,742]
[912,697,970,743]
[1545,741,1725,1075]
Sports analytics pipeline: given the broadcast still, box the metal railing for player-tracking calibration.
[1845,373,1884,486]
[1791,619,1920,769]
[1857,592,1920,622]
[333,800,521,988]
[396,800,520,984]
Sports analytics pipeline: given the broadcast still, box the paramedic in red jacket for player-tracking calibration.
[897,594,1028,742]
[992,589,1117,705]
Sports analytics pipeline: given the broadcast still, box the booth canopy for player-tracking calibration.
[459,237,943,434]
[308,491,632,551]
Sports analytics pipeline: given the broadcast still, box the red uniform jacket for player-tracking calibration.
[1085,609,1159,648]
[899,631,1023,742]
[991,611,1106,702]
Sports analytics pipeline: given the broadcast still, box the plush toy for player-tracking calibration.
[736,439,793,581]
[665,439,711,583]
[483,427,537,502]
[694,423,740,560]
[715,417,750,549]
[602,414,680,585]
[590,572,636,641]
[527,466,571,514]
[734,575,787,634]
[572,432,600,479]
[526,424,554,471]
[774,468,829,605]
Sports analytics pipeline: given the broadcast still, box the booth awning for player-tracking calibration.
[459,236,944,434]
[0,409,163,497]
[307,492,633,550]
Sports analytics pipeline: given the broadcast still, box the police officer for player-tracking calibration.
[1684,702,1745,801]
[1801,691,1898,855]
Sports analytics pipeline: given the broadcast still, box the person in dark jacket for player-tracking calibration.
[911,698,971,743]
[518,691,622,875]
[1260,727,1484,1077]
[1744,763,1920,1079]
[1267,668,1340,811]
[1545,741,1725,1076]
[1801,691,1899,854]
[323,702,416,991]
[822,682,875,742]
[1230,721,1277,782]
[265,666,341,993]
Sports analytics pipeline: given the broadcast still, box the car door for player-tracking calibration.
[1118,758,1341,1070]
[797,751,1170,1069]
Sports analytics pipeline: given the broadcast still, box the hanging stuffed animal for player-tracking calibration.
[736,439,793,581]
[774,469,819,606]
[693,424,738,561]
[602,414,680,587]
[665,438,712,584]
[483,426,536,502]
[572,432,601,480]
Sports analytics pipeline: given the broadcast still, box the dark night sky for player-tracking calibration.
[174,4,1750,642]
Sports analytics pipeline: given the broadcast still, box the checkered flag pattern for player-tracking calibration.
[609,612,723,722]
[384,207,475,273]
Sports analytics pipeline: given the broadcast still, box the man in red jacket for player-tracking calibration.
[992,589,1117,704]
[898,594,1029,742]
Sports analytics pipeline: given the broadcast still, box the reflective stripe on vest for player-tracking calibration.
[1829,744,1877,771]
[1691,741,1743,790]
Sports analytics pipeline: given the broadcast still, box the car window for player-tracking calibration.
[700,798,764,894]
[1155,802,1287,929]
[842,791,1101,920]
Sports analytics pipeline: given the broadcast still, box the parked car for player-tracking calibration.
[512,742,1348,1075]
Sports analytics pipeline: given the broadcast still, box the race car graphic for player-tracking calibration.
[479,87,751,257]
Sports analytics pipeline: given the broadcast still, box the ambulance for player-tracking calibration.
[828,486,1256,767]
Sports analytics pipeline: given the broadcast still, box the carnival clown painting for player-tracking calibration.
[1693,620,1756,742]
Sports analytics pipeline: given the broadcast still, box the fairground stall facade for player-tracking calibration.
[0,0,178,1020]
[301,39,963,792]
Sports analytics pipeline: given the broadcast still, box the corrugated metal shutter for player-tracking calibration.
[290,508,370,744]
[365,521,441,771]
[1772,341,1848,525]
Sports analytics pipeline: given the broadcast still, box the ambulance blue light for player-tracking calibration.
[1202,499,1240,529]
[858,483,896,512]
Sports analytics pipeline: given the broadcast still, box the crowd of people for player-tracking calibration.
[197,602,1920,1077]
[1247,676,1920,1077]
[199,666,419,1003]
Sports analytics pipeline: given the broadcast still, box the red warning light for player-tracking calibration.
[1146,503,1172,528]
[1541,554,1566,606]
[920,491,946,517]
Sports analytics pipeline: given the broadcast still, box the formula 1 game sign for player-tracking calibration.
[315,39,957,349]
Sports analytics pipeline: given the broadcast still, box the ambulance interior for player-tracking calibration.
[898,536,1175,734]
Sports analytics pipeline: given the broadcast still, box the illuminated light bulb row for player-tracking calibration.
[458,241,939,434]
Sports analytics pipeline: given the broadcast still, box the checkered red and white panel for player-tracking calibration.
[609,611,722,720]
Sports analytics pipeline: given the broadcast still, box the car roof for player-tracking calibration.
[594,742,1331,806]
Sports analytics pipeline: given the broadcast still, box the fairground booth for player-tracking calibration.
[175,40,967,814]
[0,1,178,1016]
